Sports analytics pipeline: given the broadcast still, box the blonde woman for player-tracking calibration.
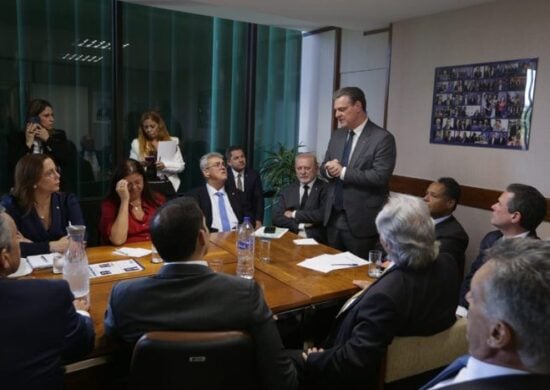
[129,111,185,192]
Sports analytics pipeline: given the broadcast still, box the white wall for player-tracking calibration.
[340,29,389,127]
[387,0,550,265]
[299,30,337,160]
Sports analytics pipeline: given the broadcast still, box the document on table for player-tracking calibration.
[293,238,319,245]
[26,253,55,269]
[297,251,369,273]
[157,140,178,162]
[113,247,152,257]
[88,259,144,278]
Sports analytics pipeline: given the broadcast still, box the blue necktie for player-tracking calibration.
[215,192,231,232]
[334,130,354,211]
[419,355,469,390]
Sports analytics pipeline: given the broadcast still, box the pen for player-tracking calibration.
[331,263,358,266]
[41,255,49,263]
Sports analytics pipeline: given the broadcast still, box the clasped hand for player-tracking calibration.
[325,159,343,177]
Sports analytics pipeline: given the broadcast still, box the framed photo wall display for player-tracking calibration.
[429,58,538,150]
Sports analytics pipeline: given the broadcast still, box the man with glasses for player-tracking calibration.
[187,152,250,232]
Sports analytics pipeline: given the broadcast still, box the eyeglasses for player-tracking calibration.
[206,161,225,169]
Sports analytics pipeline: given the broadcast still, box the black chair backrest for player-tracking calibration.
[129,330,259,390]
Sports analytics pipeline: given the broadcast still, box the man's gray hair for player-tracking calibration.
[484,238,550,373]
[199,152,224,171]
[0,206,11,252]
[375,194,438,268]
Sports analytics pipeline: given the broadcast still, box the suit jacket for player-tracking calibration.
[436,374,550,389]
[436,215,469,279]
[0,278,94,389]
[321,120,396,237]
[303,253,459,390]
[104,262,298,390]
[1,192,85,257]
[272,180,327,243]
[227,167,265,223]
[458,230,538,308]
[186,184,249,232]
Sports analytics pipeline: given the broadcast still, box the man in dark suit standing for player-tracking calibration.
[0,206,94,389]
[104,197,298,390]
[293,195,458,390]
[421,239,550,390]
[322,87,396,259]
[457,183,546,316]
[226,145,264,228]
[273,152,326,243]
[424,177,469,280]
[186,152,249,232]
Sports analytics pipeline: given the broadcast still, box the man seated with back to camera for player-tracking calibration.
[288,194,459,390]
[0,206,94,389]
[420,239,550,389]
[104,197,298,390]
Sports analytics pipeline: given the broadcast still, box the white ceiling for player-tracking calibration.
[122,0,497,32]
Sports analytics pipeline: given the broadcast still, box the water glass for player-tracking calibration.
[151,244,163,264]
[52,253,65,274]
[368,250,383,278]
[257,238,271,263]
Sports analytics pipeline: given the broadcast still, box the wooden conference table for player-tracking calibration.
[30,231,373,356]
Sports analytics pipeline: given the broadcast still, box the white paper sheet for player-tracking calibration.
[297,251,369,273]
[113,247,152,258]
[157,140,178,162]
[293,238,319,245]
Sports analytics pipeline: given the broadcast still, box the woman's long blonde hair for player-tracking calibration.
[137,111,171,157]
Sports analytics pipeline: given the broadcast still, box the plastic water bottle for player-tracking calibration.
[236,217,255,279]
[63,225,90,303]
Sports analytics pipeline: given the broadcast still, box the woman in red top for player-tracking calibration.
[100,159,164,245]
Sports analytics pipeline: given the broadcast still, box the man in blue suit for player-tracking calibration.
[0,206,94,389]
[322,87,396,259]
[421,239,550,389]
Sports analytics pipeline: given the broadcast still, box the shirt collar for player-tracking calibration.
[502,231,530,239]
[433,214,452,225]
[351,118,368,137]
[231,168,243,178]
[206,183,226,196]
[301,178,316,188]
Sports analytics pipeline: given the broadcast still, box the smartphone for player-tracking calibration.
[264,226,276,234]
[28,116,40,125]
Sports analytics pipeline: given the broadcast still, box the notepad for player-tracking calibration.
[26,253,55,269]
[297,251,368,273]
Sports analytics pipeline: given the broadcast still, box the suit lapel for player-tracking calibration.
[348,122,371,168]
[200,185,213,227]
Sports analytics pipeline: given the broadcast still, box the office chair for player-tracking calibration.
[380,317,468,388]
[129,330,258,390]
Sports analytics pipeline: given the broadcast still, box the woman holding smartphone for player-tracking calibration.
[129,111,185,193]
[9,99,75,190]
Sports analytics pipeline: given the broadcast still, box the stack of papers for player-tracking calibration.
[113,247,152,257]
[297,251,369,273]
[254,227,288,239]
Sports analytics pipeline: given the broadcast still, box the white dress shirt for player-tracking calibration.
[340,118,367,180]
[206,184,239,232]
[231,168,245,191]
